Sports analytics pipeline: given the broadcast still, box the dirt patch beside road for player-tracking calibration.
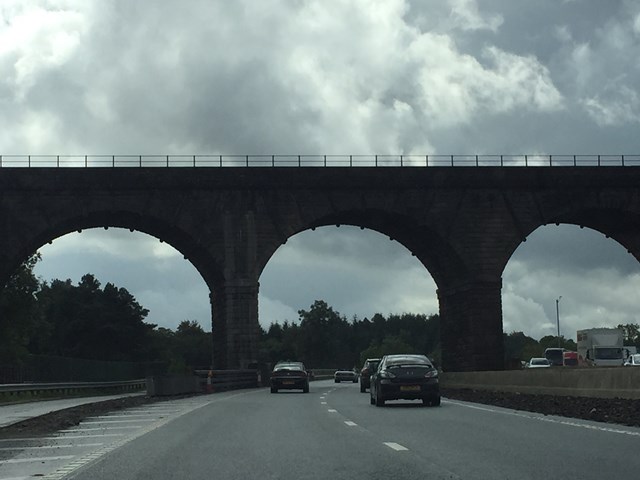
[443,388,640,428]
[0,395,160,439]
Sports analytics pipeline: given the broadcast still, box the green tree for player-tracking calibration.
[617,323,640,347]
[359,335,415,365]
[36,274,154,361]
[539,335,576,353]
[297,300,354,368]
[0,253,43,362]
[504,331,540,363]
[173,320,212,368]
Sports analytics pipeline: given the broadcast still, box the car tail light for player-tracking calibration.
[424,369,438,378]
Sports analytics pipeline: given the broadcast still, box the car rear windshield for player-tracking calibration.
[385,356,431,367]
[274,364,304,371]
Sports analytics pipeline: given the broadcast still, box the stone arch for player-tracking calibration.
[255,208,468,289]
[0,209,231,368]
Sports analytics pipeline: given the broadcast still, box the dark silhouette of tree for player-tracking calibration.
[0,253,42,362]
[258,301,441,368]
[35,274,153,361]
[617,323,640,347]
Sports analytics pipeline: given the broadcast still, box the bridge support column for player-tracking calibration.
[438,279,504,372]
[211,280,260,369]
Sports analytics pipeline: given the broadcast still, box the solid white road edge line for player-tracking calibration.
[444,399,640,437]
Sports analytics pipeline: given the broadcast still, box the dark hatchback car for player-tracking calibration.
[270,362,309,393]
[359,358,381,392]
[370,354,440,407]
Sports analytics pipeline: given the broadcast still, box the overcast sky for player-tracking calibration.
[3,0,640,341]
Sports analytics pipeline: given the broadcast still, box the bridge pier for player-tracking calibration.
[211,280,260,369]
[438,279,504,372]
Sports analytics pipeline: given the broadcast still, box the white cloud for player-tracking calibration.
[448,0,503,32]
[583,85,640,126]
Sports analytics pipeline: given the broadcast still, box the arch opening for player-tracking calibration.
[35,227,212,332]
[257,225,440,366]
[503,224,640,352]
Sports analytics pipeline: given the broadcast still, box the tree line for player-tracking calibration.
[3,254,639,373]
[259,299,441,368]
[0,254,212,373]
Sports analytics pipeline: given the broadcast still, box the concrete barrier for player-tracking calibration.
[440,367,640,399]
[145,375,200,396]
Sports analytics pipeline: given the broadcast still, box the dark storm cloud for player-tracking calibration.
[516,225,639,275]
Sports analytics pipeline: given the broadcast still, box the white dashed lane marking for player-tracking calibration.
[344,421,357,427]
[384,442,409,451]
[327,409,337,413]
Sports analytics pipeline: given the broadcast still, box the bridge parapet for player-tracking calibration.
[1,154,640,168]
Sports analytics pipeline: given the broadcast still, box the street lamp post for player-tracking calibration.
[556,296,562,348]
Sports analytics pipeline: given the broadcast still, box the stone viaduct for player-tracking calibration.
[1,166,640,372]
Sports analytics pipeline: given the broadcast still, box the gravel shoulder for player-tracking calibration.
[442,388,640,428]
[0,395,160,438]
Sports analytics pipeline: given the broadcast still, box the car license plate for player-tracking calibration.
[400,385,420,392]
[283,380,295,385]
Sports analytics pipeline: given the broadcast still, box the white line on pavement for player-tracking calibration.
[344,421,357,426]
[384,442,409,451]
[91,414,162,419]
[0,455,75,465]
[59,426,141,432]
[327,409,337,413]
[81,419,157,424]
[0,434,124,442]
[0,443,104,451]
[444,400,640,437]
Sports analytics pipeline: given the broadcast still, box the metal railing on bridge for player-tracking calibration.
[1,154,640,168]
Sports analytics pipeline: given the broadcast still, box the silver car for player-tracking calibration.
[526,357,551,368]
[624,354,640,366]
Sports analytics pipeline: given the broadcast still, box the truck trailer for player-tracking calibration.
[576,328,624,367]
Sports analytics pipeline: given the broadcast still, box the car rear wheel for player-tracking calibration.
[375,388,385,407]
[422,396,441,406]
[270,387,278,394]
[334,379,340,383]
[360,383,366,393]
[370,393,375,405]
[303,383,309,393]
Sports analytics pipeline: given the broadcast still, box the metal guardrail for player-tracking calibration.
[1,154,640,168]
[0,379,146,400]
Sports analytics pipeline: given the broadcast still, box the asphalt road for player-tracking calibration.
[1,380,639,479]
